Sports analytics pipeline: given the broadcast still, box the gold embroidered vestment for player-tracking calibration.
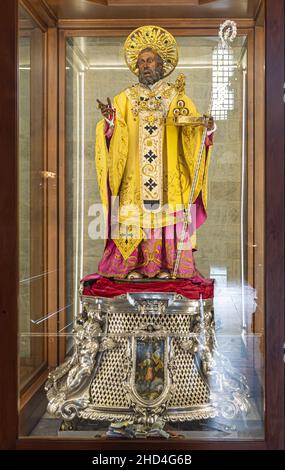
[95,80,212,259]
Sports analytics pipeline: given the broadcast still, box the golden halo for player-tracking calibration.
[124,25,178,78]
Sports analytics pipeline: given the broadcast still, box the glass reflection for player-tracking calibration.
[20,32,264,440]
[18,6,46,388]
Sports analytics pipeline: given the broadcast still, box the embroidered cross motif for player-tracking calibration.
[144,124,158,135]
[144,178,158,192]
[121,226,134,244]
[144,150,158,163]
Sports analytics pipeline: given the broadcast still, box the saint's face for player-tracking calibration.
[137,50,162,86]
[137,50,157,74]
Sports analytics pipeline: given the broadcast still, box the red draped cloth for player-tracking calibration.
[82,273,214,300]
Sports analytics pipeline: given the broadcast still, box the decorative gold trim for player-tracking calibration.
[174,73,186,96]
[125,81,176,213]
[173,115,208,126]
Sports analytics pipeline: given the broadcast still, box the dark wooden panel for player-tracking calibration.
[39,0,261,20]
[0,0,18,450]
[20,0,56,28]
[19,370,49,436]
[58,18,255,30]
[265,0,285,450]
[0,0,283,451]
[105,0,217,5]
[16,438,267,450]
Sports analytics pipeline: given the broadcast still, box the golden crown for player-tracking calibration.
[124,25,178,78]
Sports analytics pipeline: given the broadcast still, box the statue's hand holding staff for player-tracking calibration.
[97,97,113,119]
[204,114,214,131]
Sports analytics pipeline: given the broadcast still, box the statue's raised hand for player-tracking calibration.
[96,97,113,119]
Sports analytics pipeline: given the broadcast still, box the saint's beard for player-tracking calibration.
[138,68,163,86]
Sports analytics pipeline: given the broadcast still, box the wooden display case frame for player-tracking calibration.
[0,0,283,450]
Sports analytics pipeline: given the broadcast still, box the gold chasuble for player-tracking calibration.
[95,79,212,260]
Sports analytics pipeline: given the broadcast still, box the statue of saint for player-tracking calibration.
[95,26,215,280]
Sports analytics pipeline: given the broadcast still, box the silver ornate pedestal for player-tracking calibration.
[45,291,250,436]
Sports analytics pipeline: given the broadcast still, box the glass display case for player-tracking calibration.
[60,35,264,440]
[19,5,47,390]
